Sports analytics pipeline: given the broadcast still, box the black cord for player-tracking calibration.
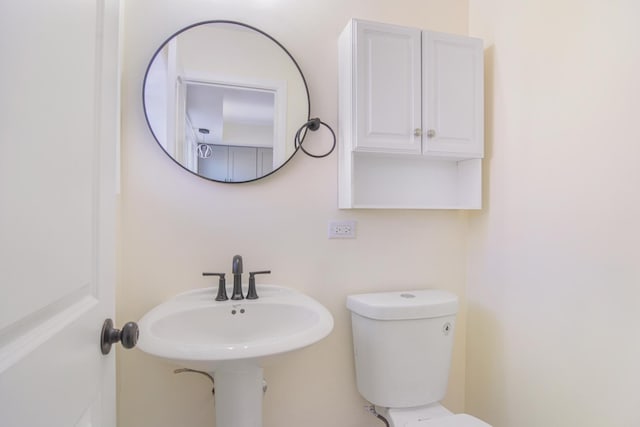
[294,118,336,158]
[376,414,390,427]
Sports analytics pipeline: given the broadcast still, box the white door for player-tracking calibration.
[354,20,422,154]
[423,31,484,158]
[0,1,121,426]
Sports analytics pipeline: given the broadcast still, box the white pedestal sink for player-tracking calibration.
[136,285,334,427]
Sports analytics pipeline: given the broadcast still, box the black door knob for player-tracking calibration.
[100,318,139,355]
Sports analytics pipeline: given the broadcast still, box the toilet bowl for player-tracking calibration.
[346,290,492,427]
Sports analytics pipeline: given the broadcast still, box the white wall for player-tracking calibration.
[117,1,470,427]
[467,1,640,426]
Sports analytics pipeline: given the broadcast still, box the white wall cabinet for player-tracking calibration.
[339,19,484,209]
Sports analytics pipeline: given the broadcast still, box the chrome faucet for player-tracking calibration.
[231,255,244,300]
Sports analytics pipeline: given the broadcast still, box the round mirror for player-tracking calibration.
[143,21,310,183]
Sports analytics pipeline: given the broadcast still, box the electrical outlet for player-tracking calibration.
[328,220,356,239]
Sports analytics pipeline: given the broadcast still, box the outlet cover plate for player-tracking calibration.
[328,220,356,239]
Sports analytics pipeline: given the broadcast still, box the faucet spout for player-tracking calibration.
[231,255,244,300]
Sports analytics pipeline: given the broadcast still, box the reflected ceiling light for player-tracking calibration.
[197,144,213,159]
[197,128,213,158]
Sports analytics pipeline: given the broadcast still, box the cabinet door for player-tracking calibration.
[355,21,422,154]
[423,32,484,158]
[229,146,258,182]
[257,147,274,176]
[198,144,229,181]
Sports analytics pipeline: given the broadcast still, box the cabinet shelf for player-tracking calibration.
[347,152,481,210]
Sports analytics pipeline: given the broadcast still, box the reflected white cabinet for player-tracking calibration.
[198,145,274,182]
[338,19,484,209]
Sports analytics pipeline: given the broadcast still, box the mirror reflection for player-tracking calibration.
[143,21,309,182]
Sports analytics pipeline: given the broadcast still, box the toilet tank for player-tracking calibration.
[347,290,458,408]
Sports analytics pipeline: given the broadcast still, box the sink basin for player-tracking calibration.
[137,285,333,427]
[137,285,334,370]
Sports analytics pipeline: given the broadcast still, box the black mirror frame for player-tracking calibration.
[142,20,311,184]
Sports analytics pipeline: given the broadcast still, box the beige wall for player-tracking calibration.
[117,1,470,426]
[467,1,640,426]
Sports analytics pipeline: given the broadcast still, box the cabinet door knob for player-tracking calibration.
[427,129,436,138]
[414,128,422,137]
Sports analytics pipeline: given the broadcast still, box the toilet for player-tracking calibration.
[347,290,491,427]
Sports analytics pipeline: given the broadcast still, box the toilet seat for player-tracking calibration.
[406,414,491,427]
[384,404,491,427]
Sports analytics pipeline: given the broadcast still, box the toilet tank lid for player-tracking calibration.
[346,289,458,320]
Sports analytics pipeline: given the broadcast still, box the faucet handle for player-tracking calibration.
[203,272,228,301]
[246,271,271,300]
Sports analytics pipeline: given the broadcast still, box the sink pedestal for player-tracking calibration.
[213,363,264,427]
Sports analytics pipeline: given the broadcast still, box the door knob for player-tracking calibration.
[427,129,436,138]
[100,318,139,355]
[413,128,422,137]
